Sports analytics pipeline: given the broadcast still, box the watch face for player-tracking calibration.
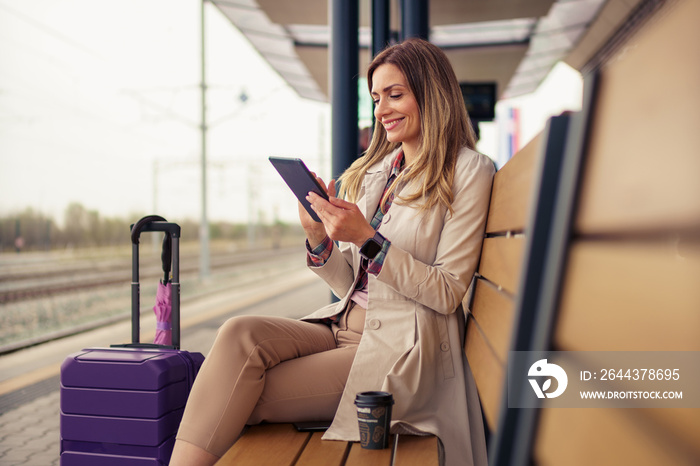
[362,238,383,259]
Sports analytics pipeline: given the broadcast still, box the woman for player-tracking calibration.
[171,38,494,466]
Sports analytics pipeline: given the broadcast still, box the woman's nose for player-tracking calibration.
[374,99,388,119]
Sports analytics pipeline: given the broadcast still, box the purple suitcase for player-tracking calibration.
[60,217,205,465]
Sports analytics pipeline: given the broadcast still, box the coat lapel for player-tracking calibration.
[359,149,399,219]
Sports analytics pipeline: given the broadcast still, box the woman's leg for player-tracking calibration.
[246,303,364,424]
[247,344,358,424]
[170,345,358,466]
[171,315,336,465]
[169,441,218,466]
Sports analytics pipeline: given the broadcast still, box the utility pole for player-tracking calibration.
[200,0,210,279]
[247,164,259,248]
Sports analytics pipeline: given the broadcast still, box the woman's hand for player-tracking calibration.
[307,180,375,248]
[299,174,330,248]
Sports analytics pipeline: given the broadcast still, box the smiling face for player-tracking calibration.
[370,63,421,162]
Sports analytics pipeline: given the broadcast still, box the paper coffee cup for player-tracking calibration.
[354,391,394,449]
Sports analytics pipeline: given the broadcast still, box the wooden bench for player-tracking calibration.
[528,2,700,465]
[217,424,438,465]
[464,111,570,454]
[478,1,700,465]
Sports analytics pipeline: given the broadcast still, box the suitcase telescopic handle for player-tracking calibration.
[132,215,175,283]
[129,215,182,349]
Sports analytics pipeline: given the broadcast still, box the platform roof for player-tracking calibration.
[211,0,642,102]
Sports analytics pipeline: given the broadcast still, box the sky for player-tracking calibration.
[0,0,329,225]
[0,0,582,226]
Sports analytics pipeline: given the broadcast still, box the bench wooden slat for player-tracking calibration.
[393,435,439,466]
[465,317,504,431]
[217,427,438,466]
[573,0,700,235]
[295,432,349,466]
[344,437,395,466]
[215,424,310,465]
[469,278,515,363]
[629,407,700,459]
[554,240,700,351]
[477,236,525,296]
[485,133,542,234]
[535,407,700,466]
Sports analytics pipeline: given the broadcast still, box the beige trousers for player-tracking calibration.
[176,304,365,457]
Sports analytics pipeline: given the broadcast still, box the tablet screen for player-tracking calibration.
[269,157,328,222]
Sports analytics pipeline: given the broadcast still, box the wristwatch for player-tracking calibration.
[359,231,386,261]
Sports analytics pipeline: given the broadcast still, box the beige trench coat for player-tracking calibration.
[301,146,494,466]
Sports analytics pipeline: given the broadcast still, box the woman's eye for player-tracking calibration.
[372,93,402,105]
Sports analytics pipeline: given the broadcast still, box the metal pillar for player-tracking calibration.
[199,0,210,278]
[330,0,360,179]
[372,0,391,57]
[400,0,429,41]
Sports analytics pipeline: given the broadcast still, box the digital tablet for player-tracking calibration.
[269,157,329,222]
[292,420,332,432]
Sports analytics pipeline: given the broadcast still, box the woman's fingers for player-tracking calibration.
[307,193,374,247]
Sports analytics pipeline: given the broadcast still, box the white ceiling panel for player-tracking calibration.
[212,0,626,102]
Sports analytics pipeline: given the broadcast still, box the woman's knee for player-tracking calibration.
[217,315,257,340]
[214,316,305,356]
[209,315,269,360]
[216,315,282,344]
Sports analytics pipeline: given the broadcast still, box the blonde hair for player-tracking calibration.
[338,38,477,214]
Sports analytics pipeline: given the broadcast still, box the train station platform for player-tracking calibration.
[0,265,330,465]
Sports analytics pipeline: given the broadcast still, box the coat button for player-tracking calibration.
[368,319,381,330]
[382,213,391,224]
[440,342,450,352]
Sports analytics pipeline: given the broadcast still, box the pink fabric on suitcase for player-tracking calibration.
[154,282,172,345]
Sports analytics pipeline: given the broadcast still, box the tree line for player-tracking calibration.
[0,203,297,252]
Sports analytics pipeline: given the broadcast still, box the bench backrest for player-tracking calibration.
[464,134,539,432]
[468,4,699,464]
[467,1,699,465]
[465,110,571,436]
[531,1,700,464]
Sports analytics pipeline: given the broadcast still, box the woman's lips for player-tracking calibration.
[383,118,404,131]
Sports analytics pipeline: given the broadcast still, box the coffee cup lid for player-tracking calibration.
[354,391,394,404]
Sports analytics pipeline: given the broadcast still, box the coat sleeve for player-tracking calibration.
[375,151,495,314]
[307,239,357,299]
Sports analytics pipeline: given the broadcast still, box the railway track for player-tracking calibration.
[0,246,303,305]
